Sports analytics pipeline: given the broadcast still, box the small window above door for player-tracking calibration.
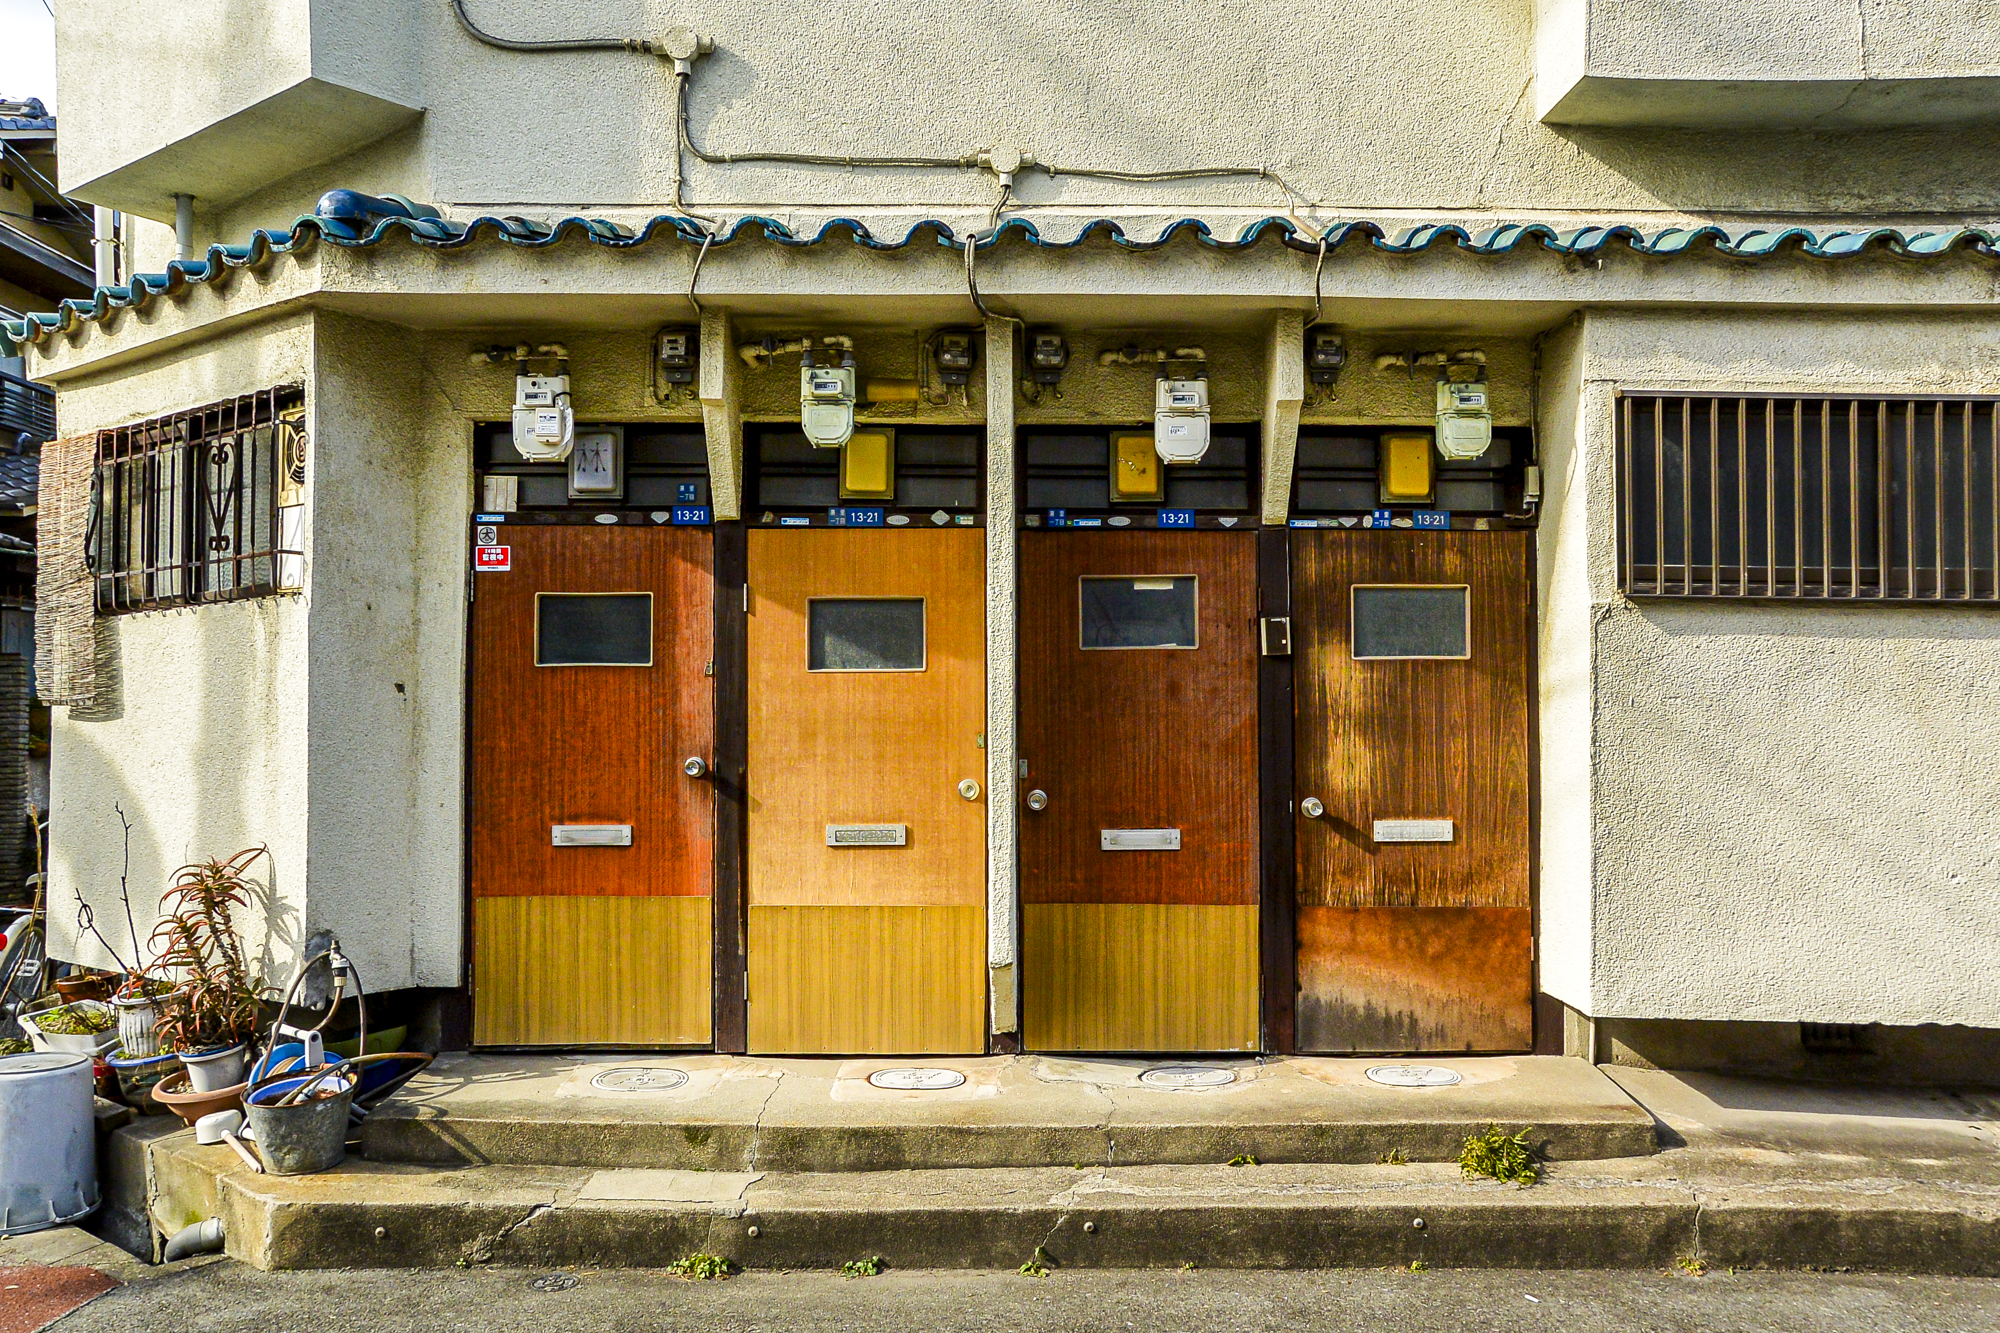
[1079,576,1199,650]
[808,597,927,671]
[1351,585,1469,659]
[536,593,654,666]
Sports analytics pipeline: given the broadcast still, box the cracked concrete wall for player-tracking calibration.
[1556,308,2000,1026]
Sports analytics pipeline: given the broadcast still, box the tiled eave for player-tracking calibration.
[7,189,1999,348]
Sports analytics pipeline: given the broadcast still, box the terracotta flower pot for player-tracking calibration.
[151,1069,247,1126]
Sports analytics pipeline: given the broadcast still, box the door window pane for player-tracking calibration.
[809,598,926,671]
[1080,576,1198,650]
[1351,585,1469,659]
[536,593,654,665]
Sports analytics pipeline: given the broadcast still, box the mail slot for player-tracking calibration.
[551,824,633,847]
[1101,828,1182,851]
[1372,818,1454,843]
[826,823,909,847]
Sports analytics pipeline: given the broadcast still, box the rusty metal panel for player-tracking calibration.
[1295,906,1531,1053]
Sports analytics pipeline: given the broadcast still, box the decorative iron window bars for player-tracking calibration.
[1616,394,1999,602]
[89,387,306,612]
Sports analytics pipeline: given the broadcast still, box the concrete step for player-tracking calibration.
[140,1135,2000,1276]
[360,1053,1659,1171]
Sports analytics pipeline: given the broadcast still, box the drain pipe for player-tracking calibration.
[173,193,195,263]
[162,1217,225,1262]
[92,207,119,286]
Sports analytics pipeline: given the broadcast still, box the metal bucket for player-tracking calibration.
[0,1052,99,1236]
[244,1071,355,1175]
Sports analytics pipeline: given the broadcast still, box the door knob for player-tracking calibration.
[1300,796,1325,819]
[1025,789,1048,812]
[683,757,709,779]
[958,779,981,801]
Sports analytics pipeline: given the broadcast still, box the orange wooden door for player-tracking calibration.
[1291,529,1532,1052]
[1018,530,1260,1052]
[469,524,715,1046]
[744,528,985,1054]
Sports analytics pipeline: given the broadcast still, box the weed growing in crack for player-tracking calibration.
[1178,1261,1197,1273]
[1408,1260,1430,1273]
[1226,1154,1259,1167]
[1458,1125,1540,1187]
[1675,1254,1709,1277]
[1019,1244,1057,1278]
[841,1257,885,1278]
[666,1253,735,1281]
[1379,1149,1409,1166]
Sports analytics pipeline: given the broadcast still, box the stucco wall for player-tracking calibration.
[1562,308,2000,1025]
[47,317,314,984]
[40,0,1992,250]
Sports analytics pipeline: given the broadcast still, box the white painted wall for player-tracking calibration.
[1549,308,2000,1025]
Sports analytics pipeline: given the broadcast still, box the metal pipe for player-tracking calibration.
[92,207,118,286]
[174,195,195,262]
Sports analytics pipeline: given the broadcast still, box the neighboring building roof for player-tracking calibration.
[6,188,1999,347]
[0,451,38,515]
[0,98,54,133]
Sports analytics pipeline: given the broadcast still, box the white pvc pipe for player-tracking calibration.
[92,207,118,287]
[174,194,194,262]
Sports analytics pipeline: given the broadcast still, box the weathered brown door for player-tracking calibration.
[744,527,985,1054]
[1291,529,1532,1052]
[469,524,715,1046]
[1019,530,1260,1052]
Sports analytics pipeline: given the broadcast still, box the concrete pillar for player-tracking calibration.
[983,316,1020,1037]
[699,309,744,520]
[1261,312,1305,525]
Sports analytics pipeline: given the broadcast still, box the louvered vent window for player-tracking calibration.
[1616,395,1998,602]
[89,387,307,612]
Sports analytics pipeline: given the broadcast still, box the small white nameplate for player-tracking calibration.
[827,824,908,847]
[1373,819,1454,843]
[552,824,632,847]
[1101,828,1182,851]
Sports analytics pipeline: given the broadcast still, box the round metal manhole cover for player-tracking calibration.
[1365,1064,1463,1088]
[1139,1065,1237,1089]
[867,1067,967,1091]
[589,1067,690,1093]
[528,1273,579,1292]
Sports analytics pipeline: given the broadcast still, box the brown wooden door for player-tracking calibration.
[469,524,715,1046]
[744,528,985,1054]
[1291,529,1532,1052]
[1018,530,1260,1052]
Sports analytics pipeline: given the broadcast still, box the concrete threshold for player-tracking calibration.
[361,1053,1660,1171]
[138,1140,2000,1276]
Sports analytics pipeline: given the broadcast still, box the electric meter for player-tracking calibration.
[1435,378,1493,461]
[933,331,976,387]
[1028,330,1069,385]
[801,356,857,449]
[512,373,575,461]
[1307,331,1346,386]
[656,326,698,385]
[1154,376,1212,465]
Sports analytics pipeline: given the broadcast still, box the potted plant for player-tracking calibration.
[19,997,117,1054]
[109,974,175,1059]
[145,849,266,1094]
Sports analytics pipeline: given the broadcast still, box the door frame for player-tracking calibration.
[711,519,749,1052]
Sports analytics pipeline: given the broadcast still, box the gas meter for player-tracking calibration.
[1154,375,1211,465]
[513,373,575,461]
[801,351,857,449]
[1435,377,1493,461]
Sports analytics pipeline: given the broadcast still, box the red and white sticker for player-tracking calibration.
[474,544,512,571]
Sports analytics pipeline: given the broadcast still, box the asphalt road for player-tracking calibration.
[47,1264,2000,1333]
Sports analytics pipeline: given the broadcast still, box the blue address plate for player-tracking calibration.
[671,506,711,525]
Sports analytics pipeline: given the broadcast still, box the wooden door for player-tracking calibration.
[1291,529,1532,1052]
[469,524,715,1046]
[1018,530,1260,1052]
[744,528,985,1054]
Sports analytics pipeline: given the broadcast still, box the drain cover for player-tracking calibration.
[1139,1065,1237,1089]
[528,1273,579,1292]
[589,1067,690,1093]
[867,1067,966,1090]
[1365,1064,1463,1088]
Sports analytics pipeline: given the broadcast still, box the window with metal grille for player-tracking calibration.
[88,387,306,612]
[1616,395,1999,602]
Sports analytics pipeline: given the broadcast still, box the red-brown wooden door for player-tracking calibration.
[469,523,715,1045]
[1290,529,1532,1052]
[1018,530,1260,1052]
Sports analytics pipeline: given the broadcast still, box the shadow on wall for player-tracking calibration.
[51,602,304,979]
[1630,598,2000,644]
[1548,122,2000,215]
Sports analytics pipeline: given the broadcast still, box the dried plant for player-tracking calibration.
[146,847,268,1053]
